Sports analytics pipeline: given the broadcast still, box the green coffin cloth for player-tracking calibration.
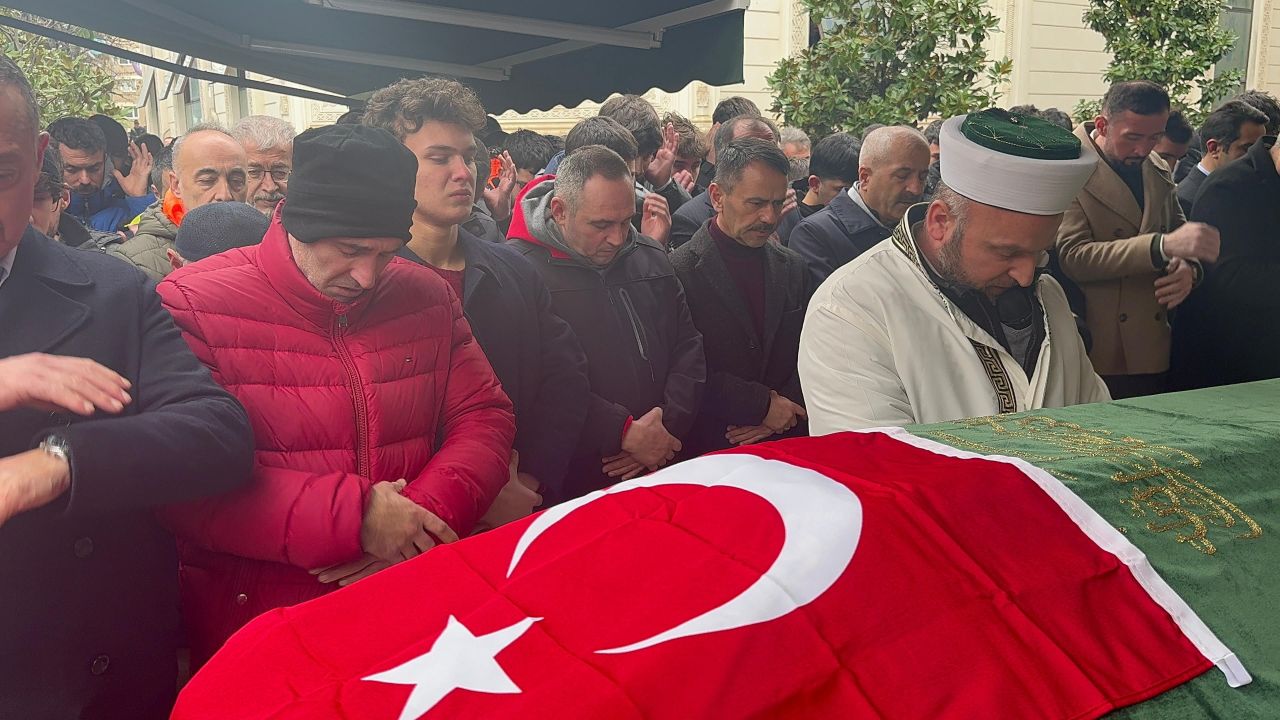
[910,381,1280,718]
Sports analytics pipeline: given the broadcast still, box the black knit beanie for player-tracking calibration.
[174,201,271,262]
[281,124,418,243]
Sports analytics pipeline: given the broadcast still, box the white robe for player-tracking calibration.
[798,217,1110,434]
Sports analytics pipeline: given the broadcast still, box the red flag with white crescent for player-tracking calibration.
[172,429,1248,719]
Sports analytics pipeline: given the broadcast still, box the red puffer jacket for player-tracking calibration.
[157,216,515,666]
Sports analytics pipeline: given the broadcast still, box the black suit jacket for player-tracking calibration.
[400,228,590,502]
[670,190,801,251]
[0,229,253,719]
[1172,136,1280,389]
[1176,167,1208,218]
[787,189,893,285]
[670,222,812,456]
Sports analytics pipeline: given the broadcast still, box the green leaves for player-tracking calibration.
[1080,0,1243,124]
[1,10,130,124]
[768,0,1011,137]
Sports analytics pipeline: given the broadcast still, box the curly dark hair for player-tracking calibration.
[48,117,107,153]
[36,142,66,199]
[362,77,487,140]
[599,94,661,158]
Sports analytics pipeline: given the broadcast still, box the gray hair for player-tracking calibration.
[780,126,810,150]
[859,125,929,171]
[713,116,779,164]
[931,182,971,237]
[554,144,632,212]
[172,122,236,175]
[715,137,790,194]
[230,115,296,152]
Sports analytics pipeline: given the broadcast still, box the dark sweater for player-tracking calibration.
[707,217,766,341]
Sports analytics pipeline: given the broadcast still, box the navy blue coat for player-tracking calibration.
[787,189,893,285]
[400,228,589,501]
[0,228,253,719]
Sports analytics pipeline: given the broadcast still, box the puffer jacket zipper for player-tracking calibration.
[332,314,371,478]
[616,286,656,383]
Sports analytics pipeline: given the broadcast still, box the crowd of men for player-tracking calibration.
[4,45,1279,716]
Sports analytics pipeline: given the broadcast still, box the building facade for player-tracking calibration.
[129,0,1280,137]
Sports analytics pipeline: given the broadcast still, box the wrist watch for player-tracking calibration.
[40,434,71,464]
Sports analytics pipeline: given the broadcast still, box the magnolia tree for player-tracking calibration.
[1075,0,1242,124]
[769,0,1012,138]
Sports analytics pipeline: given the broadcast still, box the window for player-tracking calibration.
[1217,0,1253,92]
[185,79,203,128]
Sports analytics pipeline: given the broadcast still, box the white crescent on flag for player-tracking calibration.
[507,453,863,654]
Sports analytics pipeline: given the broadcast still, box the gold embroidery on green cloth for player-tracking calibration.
[922,415,1263,555]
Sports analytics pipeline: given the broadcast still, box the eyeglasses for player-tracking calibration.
[246,168,292,183]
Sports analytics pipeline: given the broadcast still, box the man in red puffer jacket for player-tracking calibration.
[157,124,515,667]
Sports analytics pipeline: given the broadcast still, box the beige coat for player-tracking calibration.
[103,201,177,282]
[1056,124,1185,376]
[799,209,1110,434]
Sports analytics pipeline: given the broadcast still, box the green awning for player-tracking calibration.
[4,0,747,113]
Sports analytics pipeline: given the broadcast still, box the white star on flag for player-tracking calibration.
[363,614,540,720]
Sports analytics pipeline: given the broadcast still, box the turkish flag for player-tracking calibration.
[172,429,1247,719]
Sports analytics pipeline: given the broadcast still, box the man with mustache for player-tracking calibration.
[231,115,295,215]
[670,138,811,454]
[1056,81,1220,398]
[800,109,1109,432]
[47,117,155,233]
[789,125,930,285]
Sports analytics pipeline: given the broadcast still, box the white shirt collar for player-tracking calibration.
[0,243,17,289]
[1196,162,1210,176]
[847,184,889,229]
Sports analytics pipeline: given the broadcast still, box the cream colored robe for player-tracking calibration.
[799,211,1110,434]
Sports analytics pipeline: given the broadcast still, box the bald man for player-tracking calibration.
[789,125,931,283]
[104,124,248,280]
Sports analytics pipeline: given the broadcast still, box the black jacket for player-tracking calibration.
[1172,135,1280,389]
[671,190,801,251]
[670,222,811,456]
[787,189,893,284]
[0,229,253,719]
[1175,167,1208,218]
[399,228,590,501]
[509,233,705,500]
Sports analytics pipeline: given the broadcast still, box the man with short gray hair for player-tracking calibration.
[231,115,295,215]
[670,115,801,249]
[790,125,931,283]
[104,123,248,280]
[508,145,705,500]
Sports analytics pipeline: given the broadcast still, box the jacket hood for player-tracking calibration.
[507,174,637,267]
[134,199,179,241]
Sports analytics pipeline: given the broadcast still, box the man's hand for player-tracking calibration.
[725,425,775,446]
[645,122,678,189]
[360,480,459,562]
[473,451,543,533]
[311,553,391,587]
[602,452,647,480]
[762,390,806,433]
[114,141,154,198]
[482,150,518,222]
[781,188,798,218]
[673,169,696,194]
[1161,223,1220,263]
[620,407,681,469]
[0,449,72,528]
[1155,257,1195,309]
[0,353,132,416]
[640,192,672,248]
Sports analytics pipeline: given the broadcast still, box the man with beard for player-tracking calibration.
[231,115,295,215]
[799,109,1108,432]
[48,117,155,233]
[1056,81,1219,398]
